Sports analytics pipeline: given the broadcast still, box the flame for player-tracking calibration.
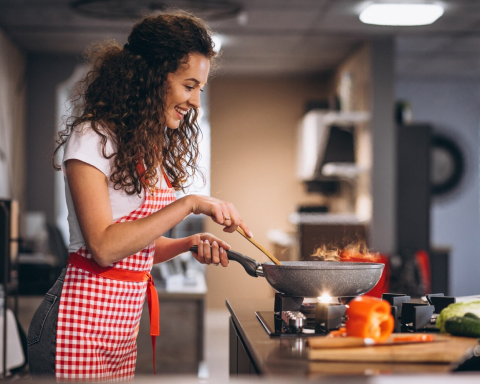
[311,241,380,262]
[317,293,333,303]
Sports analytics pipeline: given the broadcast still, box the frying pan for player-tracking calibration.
[189,246,384,297]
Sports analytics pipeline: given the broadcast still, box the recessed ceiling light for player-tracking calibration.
[359,3,444,26]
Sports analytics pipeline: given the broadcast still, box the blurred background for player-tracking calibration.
[1,0,480,379]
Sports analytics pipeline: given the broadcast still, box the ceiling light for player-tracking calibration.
[359,3,444,26]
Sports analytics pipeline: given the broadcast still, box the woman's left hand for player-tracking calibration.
[188,233,231,267]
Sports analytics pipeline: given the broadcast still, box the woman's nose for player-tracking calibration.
[188,90,201,109]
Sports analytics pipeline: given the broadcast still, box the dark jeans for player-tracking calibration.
[27,269,66,378]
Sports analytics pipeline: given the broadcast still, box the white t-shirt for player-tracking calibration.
[62,122,168,252]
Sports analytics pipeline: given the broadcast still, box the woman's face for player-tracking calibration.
[165,53,210,129]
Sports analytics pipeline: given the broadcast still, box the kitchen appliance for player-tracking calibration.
[256,292,457,338]
[189,246,384,297]
[296,110,369,194]
[296,110,369,181]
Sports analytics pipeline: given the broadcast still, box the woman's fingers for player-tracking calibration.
[221,203,245,233]
[199,233,230,250]
[190,195,252,238]
[210,241,221,265]
[193,239,206,264]
[223,219,253,238]
[201,238,223,265]
[210,206,225,225]
[239,222,253,237]
[209,244,228,267]
[190,233,231,267]
[202,239,212,264]
[219,246,229,267]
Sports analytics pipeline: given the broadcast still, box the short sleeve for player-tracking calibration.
[62,122,116,177]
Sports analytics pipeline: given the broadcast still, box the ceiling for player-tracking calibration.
[0,0,480,78]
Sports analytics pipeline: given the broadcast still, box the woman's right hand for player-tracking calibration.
[185,195,252,237]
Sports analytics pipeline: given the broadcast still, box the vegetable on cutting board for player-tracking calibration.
[436,301,480,334]
[444,313,480,337]
[344,296,394,343]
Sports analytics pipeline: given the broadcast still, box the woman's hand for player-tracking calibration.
[188,233,231,267]
[185,195,252,237]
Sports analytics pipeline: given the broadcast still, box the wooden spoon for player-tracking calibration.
[235,228,281,265]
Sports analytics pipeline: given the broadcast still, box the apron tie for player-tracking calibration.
[146,273,160,374]
[68,252,160,374]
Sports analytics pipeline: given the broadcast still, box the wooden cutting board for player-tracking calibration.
[308,333,479,363]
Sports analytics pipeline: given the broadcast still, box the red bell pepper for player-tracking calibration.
[345,296,394,343]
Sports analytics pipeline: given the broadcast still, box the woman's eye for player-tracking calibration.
[185,85,194,91]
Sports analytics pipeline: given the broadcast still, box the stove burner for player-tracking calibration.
[274,293,303,313]
[382,293,412,332]
[381,292,456,333]
[314,303,346,333]
[257,292,456,337]
[426,293,456,313]
[281,311,306,333]
[256,293,347,336]
[400,302,435,331]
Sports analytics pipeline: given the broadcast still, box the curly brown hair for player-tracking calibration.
[53,11,218,194]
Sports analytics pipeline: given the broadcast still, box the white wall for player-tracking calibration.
[397,79,480,296]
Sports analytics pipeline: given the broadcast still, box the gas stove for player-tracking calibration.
[256,292,456,337]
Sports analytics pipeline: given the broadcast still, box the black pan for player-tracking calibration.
[190,246,384,297]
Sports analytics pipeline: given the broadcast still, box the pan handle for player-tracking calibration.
[189,245,260,278]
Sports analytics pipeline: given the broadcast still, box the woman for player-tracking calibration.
[27,11,251,381]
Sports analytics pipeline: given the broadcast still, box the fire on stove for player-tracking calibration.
[310,242,390,298]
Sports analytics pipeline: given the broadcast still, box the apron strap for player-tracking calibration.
[136,160,173,189]
[162,170,173,189]
[68,252,160,374]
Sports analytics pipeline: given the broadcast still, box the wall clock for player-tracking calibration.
[431,134,464,196]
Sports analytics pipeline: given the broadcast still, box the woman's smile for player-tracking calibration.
[174,106,189,120]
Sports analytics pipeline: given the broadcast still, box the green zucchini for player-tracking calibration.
[445,315,480,337]
[464,312,480,321]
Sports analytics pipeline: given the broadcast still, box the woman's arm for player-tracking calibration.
[66,159,249,267]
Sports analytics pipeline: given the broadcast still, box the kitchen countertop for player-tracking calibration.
[226,296,480,379]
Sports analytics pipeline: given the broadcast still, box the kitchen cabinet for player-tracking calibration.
[229,318,258,376]
[136,291,204,375]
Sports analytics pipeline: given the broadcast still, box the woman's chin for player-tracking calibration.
[166,121,181,129]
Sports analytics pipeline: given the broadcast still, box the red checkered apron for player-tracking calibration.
[56,174,176,381]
